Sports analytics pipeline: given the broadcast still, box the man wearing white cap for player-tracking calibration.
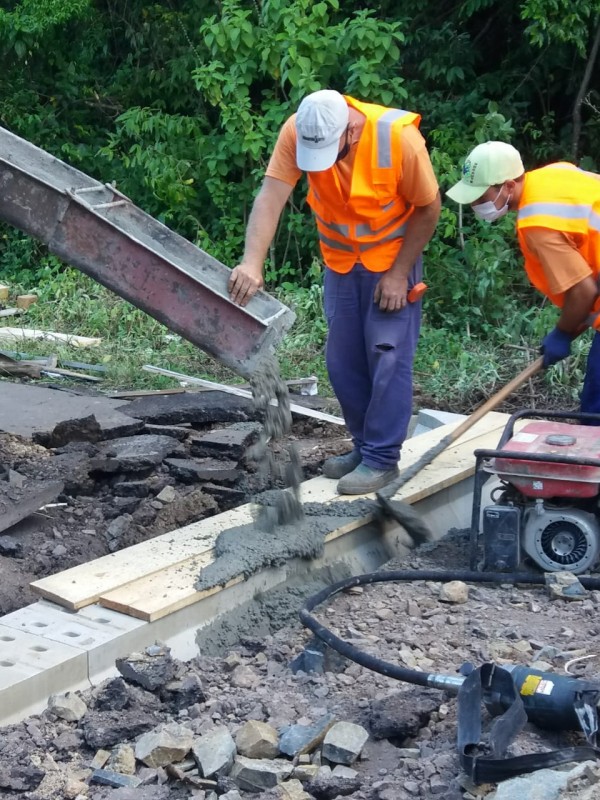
[228,89,441,494]
[447,141,600,416]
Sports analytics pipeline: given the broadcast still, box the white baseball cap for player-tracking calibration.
[295,90,349,172]
[446,141,525,204]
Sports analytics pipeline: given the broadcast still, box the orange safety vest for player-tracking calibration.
[304,96,421,274]
[517,163,600,326]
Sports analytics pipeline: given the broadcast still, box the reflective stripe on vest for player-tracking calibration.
[377,109,412,168]
[519,203,591,222]
[516,163,600,307]
[318,232,355,253]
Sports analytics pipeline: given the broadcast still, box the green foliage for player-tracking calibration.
[0,0,598,410]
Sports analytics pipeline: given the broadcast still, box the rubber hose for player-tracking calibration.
[298,569,600,687]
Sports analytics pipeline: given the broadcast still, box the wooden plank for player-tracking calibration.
[99,517,371,621]
[31,412,511,612]
[31,505,254,609]
[143,365,344,426]
[0,328,101,348]
[98,414,511,621]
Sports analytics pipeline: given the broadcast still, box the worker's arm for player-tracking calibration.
[228,177,294,307]
[522,228,598,366]
[556,276,599,334]
[374,194,441,311]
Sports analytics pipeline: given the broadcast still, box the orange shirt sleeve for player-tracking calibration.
[265,115,302,188]
[522,227,592,295]
[398,125,439,207]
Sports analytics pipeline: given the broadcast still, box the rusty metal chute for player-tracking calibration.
[0,126,295,379]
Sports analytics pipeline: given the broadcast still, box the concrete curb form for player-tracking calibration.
[0,477,476,727]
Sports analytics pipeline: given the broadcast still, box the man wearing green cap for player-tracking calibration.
[446,141,600,416]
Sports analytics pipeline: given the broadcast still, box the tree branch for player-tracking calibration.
[572,18,600,161]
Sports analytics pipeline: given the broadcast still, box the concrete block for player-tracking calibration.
[16,294,38,310]
[2,601,147,683]
[412,408,467,438]
[0,624,89,724]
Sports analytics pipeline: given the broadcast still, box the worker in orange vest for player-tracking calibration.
[228,90,441,494]
[447,141,600,416]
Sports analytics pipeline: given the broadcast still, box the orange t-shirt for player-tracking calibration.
[521,228,592,295]
[265,116,439,207]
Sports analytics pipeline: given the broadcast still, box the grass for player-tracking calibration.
[0,264,590,414]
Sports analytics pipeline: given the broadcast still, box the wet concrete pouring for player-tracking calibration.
[2,379,600,799]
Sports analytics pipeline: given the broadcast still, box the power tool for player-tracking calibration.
[470,410,600,573]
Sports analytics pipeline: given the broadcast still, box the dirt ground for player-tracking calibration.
[2,382,600,799]
[0,397,351,616]
[1,529,600,799]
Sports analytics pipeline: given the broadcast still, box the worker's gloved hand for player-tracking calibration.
[540,327,573,368]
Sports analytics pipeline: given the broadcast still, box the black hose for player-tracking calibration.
[299,568,600,688]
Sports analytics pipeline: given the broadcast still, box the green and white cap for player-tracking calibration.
[446,141,524,204]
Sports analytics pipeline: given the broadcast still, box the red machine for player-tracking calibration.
[470,411,600,574]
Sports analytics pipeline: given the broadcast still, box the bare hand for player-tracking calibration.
[373,273,408,312]
[228,264,264,307]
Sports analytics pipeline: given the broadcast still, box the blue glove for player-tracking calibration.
[540,327,573,368]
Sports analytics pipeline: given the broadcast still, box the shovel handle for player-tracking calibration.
[445,355,544,446]
[378,355,544,500]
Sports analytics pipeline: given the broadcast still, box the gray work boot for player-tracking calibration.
[337,463,400,495]
[322,450,361,479]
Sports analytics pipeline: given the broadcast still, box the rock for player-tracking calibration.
[81,709,159,748]
[94,677,130,711]
[48,692,88,721]
[369,690,440,741]
[116,644,176,691]
[192,727,237,778]
[306,764,362,798]
[189,423,260,459]
[439,581,469,604]
[113,480,152,497]
[279,778,312,799]
[231,665,260,689]
[546,571,587,600]
[230,756,294,792]
[156,485,178,503]
[322,721,369,765]
[0,535,23,557]
[108,743,136,774]
[235,720,279,759]
[90,768,142,788]
[91,434,184,473]
[164,457,240,485]
[491,766,573,799]
[118,391,259,426]
[0,765,45,792]
[293,764,320,781]
[135,722,195,768]
[90,750,111,769]
[279,715,336,758]
[161,673,206,710]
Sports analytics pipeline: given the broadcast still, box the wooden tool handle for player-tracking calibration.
[446,355,544,445]
[378,356,544,501]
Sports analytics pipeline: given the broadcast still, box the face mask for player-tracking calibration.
[472,187,511,222]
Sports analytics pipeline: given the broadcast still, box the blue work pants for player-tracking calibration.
[323,260,422,470]
[581,330,600,416]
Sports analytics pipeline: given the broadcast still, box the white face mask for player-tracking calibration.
[472,186,511,222]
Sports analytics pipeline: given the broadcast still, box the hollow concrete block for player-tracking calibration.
[0,623,89,724]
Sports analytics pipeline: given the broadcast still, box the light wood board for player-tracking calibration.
[31,412,509,612]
